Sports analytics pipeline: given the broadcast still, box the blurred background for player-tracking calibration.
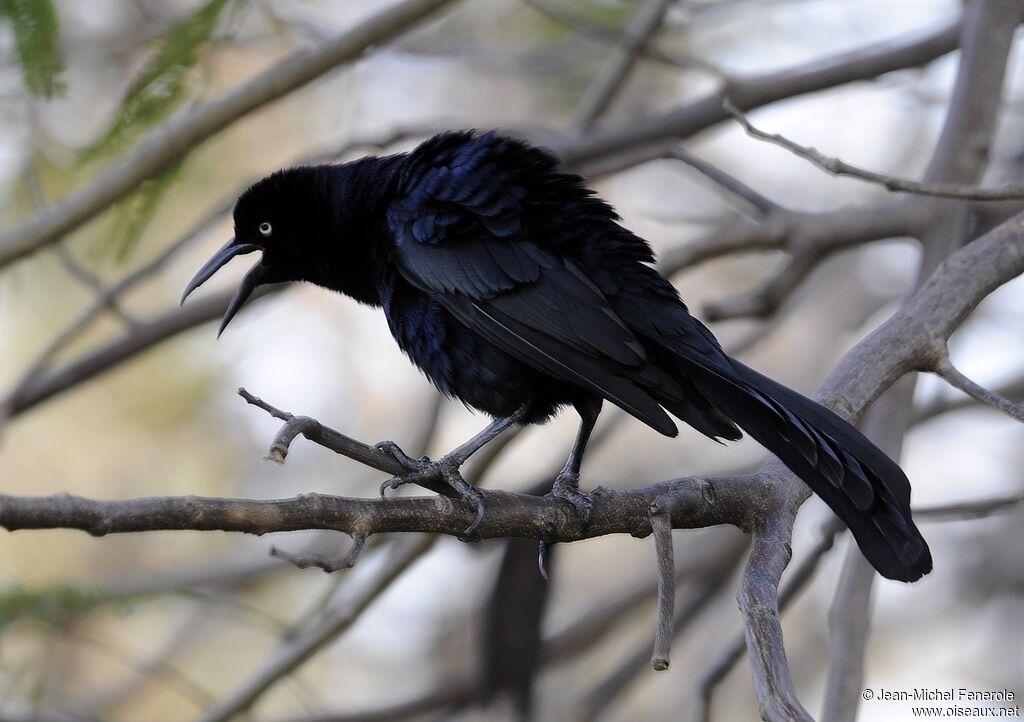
[0,1,1022,720]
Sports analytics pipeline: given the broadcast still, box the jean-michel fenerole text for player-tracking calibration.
[876,689,1016,702]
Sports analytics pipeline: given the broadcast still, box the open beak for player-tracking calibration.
[181,239,267,337]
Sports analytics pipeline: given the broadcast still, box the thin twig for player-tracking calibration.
[523,0,725,77]
[576,557,742,721]
[238,388,408,474]
[649,504,675,671]
[194,535,436,722]
[916,493,1023,520]
[667,147,780,215]
[238,387,461,499]
[270,533,368,573]
[658,199,920,277]
[579,141,778,220]
[542,529,749,664]
[557,17,961,167]
[0,286,280,420]
[569,0,674,133]
[703,250,822,322]
[23,165,136,327]
[913,370,1024,423]
[724,98,1024,201]
[931,356,1024,423]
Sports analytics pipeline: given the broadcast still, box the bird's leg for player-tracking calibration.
[549,397,602,528]
[538,397,603,579]
[375,406,526,534]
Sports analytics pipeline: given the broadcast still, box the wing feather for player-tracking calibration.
[387,131,677,435]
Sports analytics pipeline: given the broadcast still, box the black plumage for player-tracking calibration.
[182,130,932,582]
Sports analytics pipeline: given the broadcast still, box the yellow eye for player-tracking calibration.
[258,222,272,237]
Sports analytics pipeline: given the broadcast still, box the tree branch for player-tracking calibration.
[813,212,1024,422]
[658,199,921,277]
[698,517,845,722]
[238,388,410,475]
[648,502,675,671]
[0,286,281,421]
[916,493,1023,520]
[577,569,734,722]
[194,535,435,722]
[702,250,822,322]
[696,487,1024,720]
[0,477,750,542]
[819,379,911,722]
[556,16,961,167]
[723,99,1024,201]
[931,355,1024,423]
[666,146,781,216]
[913,370,1024,423]
[568,0,674,133]
[523,0,725,77]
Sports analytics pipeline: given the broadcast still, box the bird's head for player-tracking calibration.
[180,167,333,336]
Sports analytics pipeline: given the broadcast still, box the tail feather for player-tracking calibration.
[674,357,932,582]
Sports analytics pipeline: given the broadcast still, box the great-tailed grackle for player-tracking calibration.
[182,130,931,582]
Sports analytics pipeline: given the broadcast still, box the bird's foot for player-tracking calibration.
[374,440,431,476]
[374,440,486,537]
[547,470,594,532]
[536,473,593,580]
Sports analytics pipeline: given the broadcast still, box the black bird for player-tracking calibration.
[182,130,931,582]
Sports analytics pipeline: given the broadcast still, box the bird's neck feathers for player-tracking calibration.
[304,155,404,306]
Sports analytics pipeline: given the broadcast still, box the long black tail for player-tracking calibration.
[681,358,932,582]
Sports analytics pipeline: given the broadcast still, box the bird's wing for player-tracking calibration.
[386,132,677,435]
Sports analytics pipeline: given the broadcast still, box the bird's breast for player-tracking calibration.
[379,278,558,419]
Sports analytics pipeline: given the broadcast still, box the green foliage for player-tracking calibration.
[575,0,631,27]
[88,0,235,157]
[0,0,65,96]
[0,584,107,630]
[84,0,235,262]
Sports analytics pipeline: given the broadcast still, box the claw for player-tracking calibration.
[538,540,550,580]
[374,440,429,471]
[379,477,401,498]
[463,496,486,537]
[379,466,433,498]
[549,471,594,531]
[442,467,486,537]
[375,439,437,497]
[374,440,487,536]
